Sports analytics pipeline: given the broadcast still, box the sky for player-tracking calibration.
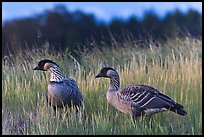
[2,2,202,24]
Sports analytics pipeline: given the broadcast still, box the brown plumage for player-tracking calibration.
[95,67,187,119]
[33,59,83,110]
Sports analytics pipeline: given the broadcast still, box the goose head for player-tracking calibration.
[33,59,59,71]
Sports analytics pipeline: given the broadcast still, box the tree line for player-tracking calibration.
[2,4,202,58]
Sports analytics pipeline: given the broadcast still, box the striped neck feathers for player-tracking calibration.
[109,71,120,91]
[48,65,64,82]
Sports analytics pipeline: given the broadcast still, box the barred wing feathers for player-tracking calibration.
[118,84,186,115]
[63,78,83,105]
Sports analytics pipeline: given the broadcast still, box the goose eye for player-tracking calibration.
[39,63,44,68]
[101,69,106,74]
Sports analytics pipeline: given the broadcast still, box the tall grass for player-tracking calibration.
[2,37,202,135]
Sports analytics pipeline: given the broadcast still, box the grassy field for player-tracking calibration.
[2,37,202,135]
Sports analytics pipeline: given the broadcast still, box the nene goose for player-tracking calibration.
[33,59,83,110]
[95,67,187,120]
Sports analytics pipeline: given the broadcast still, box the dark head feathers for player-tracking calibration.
[100,67,116,73]
[38,59,58,66]
[33,59,59,71]
[95,67,116,78]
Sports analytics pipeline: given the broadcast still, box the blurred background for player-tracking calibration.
[2,2,202,135]
[2,2,202,58]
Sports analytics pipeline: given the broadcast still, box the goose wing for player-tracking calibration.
[118,84,177,110]
[63,78,83,105]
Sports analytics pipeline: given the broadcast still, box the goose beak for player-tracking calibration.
[33,65,40,70]
[95,73,102,78]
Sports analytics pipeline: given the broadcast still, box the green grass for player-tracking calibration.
[2,37,202,135]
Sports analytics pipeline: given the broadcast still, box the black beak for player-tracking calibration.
[33,65,40,70]
[95,73,102,78]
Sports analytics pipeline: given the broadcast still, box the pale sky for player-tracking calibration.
[2,2,202,23]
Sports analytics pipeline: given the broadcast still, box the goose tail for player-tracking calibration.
[169,103,187,116]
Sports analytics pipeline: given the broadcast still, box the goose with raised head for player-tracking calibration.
[95,67,187,120]
[33,59,83,110]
